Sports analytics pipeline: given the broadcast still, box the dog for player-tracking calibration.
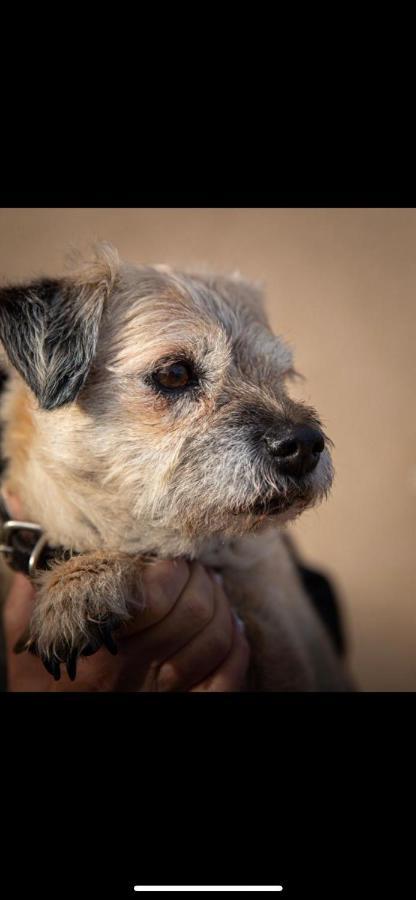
[0,244,346,690]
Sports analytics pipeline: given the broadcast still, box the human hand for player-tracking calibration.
[3,561,250,692]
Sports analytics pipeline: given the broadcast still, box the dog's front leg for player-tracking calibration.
[21,550,147,681]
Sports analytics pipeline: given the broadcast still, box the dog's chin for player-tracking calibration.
[246,497,310,528]
[250,496,297,517]
[241,480,327,526]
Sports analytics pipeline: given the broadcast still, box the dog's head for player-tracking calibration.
[0,245,333,554]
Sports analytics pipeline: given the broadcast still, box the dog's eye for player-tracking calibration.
[154,363,192,391]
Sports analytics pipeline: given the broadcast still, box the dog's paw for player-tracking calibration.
[25,612,123,681]
[16,550,144,681]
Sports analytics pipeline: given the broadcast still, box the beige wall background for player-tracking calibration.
[0,208,414,690]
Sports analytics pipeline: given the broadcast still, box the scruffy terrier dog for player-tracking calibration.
[0,245,344,690]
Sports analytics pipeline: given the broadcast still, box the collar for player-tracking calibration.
[0,495,74,576]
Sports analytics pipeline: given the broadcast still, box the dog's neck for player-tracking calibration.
[1,377,138,552]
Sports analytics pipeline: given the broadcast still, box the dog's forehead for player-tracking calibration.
[110,263,293,372]
[120,263,264,317]
[170,267,294,372]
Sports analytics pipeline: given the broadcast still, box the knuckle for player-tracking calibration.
[211,628,233,660]
[156,661,178,692]
[142,559,190,617]
[184,563,215,628]
[188,592,213,628]
[186,588,214,629]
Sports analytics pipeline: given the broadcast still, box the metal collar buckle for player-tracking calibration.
[0,518,49,576]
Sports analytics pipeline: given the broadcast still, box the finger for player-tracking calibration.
[114,558,191,637]
[3,574,55,692]
[3,573,36,648]
[119,561,216,665]
[2,489,24,519]
[156,580,234,691]
[191,616,251,692]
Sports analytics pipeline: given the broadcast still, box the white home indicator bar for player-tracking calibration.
[134,888,283,892]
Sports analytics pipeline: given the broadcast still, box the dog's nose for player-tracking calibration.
[264,425,325,477]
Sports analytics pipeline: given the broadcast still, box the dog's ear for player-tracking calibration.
[0,245,119,410]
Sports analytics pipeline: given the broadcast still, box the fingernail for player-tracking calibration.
[233,611,246,633]
[211,570,224,586]
[156,662,175,692]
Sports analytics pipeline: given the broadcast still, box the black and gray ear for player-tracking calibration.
[0,269,111,410]
[0,277,106,410]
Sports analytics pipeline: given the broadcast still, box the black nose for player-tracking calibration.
[264,425,325,477]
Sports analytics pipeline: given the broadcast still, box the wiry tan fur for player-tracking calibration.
[0,244,347,689]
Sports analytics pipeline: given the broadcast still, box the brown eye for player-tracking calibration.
[155,363,192,391]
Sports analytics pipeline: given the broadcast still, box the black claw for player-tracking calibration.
[51,658,61,681]
[41,656,55,677]
[101,627,118,656]
[13,629,31,655]
[81,643,97,657]
[66,652,78,682]
[53,661,61,681]
[42,655,61,681]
